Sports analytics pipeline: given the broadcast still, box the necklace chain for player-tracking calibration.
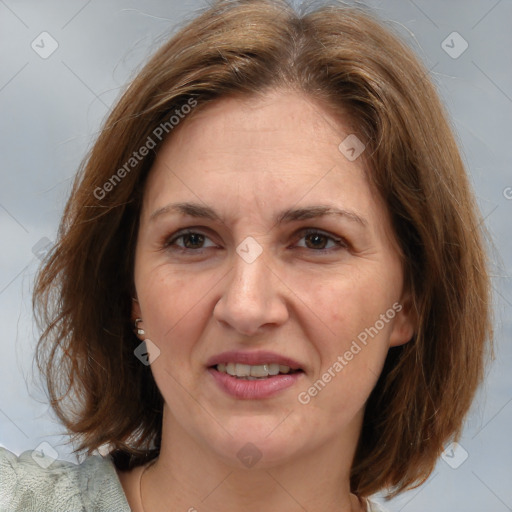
[138,461,368,512]
[139,460,156,512]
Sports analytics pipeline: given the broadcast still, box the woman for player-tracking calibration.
[0,0,493,511]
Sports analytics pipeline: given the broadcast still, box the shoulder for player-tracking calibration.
[0,445,131,511]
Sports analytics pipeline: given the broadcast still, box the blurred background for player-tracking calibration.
[0,1,510,510]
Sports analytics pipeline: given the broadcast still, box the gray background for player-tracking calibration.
[0,1,510,510]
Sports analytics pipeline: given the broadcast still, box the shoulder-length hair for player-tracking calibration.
[33,0,493,498]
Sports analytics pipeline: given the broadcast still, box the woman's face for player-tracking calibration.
[132,89,415,467]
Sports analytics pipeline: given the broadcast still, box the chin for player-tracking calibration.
[203,418,310,469]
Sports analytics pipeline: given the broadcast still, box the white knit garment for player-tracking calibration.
[0,446,131,511]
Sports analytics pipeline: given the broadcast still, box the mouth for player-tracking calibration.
[206,351,305,399]
[210,362,304,380]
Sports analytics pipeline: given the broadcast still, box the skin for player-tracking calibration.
[117,89,415,512]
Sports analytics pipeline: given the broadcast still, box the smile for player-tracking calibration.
[215,362,301,379]
[208,365,304,399]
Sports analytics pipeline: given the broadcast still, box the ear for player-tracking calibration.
[131,296,142,320]
[388,293,416,347]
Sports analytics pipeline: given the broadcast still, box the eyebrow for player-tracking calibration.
[149,202,368,227]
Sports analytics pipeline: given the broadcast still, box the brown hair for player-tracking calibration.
[33,0,493,498]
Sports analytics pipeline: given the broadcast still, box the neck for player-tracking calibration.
[139,406,364,512]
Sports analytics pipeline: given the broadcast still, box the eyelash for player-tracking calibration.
[163,228,348,255]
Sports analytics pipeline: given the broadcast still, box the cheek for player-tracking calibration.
[302,272,396,382]
[137,269,207,352]
[300,287,393,424]
[295,270,384,345]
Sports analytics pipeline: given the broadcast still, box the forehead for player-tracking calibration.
[141,90,390,238]
[163,90,352,165]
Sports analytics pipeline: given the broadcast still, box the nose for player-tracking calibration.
[213,249,289,337]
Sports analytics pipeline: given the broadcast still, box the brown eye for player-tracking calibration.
[163,228,347,255]
[181,233,205,249]
[304,232,329,250]
[296,229,347,252]
[165,230,216,251]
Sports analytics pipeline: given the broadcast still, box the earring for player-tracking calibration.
[134,318,145,336]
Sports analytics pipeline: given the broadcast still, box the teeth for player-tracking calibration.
[268,364,280,376]
[236,364,251,377]
[217,363,293,378]
[250,364,270,377]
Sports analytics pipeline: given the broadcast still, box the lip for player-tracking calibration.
[205,350,304,371]
[207,367,303,399]
[206,350,305,400]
